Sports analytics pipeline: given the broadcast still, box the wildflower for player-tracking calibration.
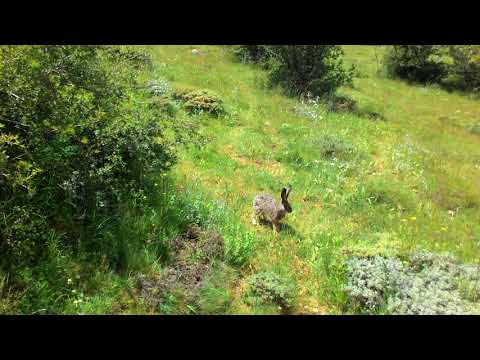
[410,216,416,221]
[67,278,73,284]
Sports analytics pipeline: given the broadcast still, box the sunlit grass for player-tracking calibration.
[138,45,480,314]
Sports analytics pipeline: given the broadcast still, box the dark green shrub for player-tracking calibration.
[266,46,355,97]
[0,45,190,269]
[383,45,480,92]
[237,45,354,98]
[447,45,480,92]
[0,205,52,267]
[383,45,448,84]
[233,45,273,65]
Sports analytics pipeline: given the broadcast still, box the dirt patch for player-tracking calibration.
[135,224,225,310]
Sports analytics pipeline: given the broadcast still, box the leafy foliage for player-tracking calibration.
[384,45,448,83]
[384,45,480,91]
[233,45,273,65]
[447,45,480,91]
[237,45,355,97]
[0,45,190,269]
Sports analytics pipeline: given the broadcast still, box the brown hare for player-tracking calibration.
[252,187,292,233]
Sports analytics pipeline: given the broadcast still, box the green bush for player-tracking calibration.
[447,45,480,91]
[237,45,354,98]
[383,45,480,91]
[233,45,273,65]
[384,45,448,84]
[0,45,189,269]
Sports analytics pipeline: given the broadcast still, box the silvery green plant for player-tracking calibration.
[344,256,404,311]
[344,251,480,315]
[246,271,296,310]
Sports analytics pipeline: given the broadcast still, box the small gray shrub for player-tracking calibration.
[345,250,480,314]
[246,271,295,310]
[314,135,356,160]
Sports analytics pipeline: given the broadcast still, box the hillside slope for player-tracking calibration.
[146,45,480,314]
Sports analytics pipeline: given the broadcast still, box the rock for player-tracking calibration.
[191,49,200,55]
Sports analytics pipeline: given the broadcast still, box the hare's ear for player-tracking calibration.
[286,187,292,198]
[281,187,287,200]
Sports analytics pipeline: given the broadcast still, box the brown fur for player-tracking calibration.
[252,187,292,232]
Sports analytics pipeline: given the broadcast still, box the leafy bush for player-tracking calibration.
[0,205,53,267]
[344,251,480,314]
[237,45,354,98]
[172,88,224,115]
[384,45,448,84]
[447,45,480,91]
[383,45,480,91]
[233,45,273,65]
[267,46,355,97]
[0,45,190,269]
[245,271,295,310]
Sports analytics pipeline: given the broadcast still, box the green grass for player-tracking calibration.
[3,45,478,315]
[143,45,480,314]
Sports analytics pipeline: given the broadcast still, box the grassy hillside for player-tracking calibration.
[2,45,478,315]
[146,45,480,314]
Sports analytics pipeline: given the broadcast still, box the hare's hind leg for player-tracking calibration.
[252,212,259,225]
[272,221,281,233]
